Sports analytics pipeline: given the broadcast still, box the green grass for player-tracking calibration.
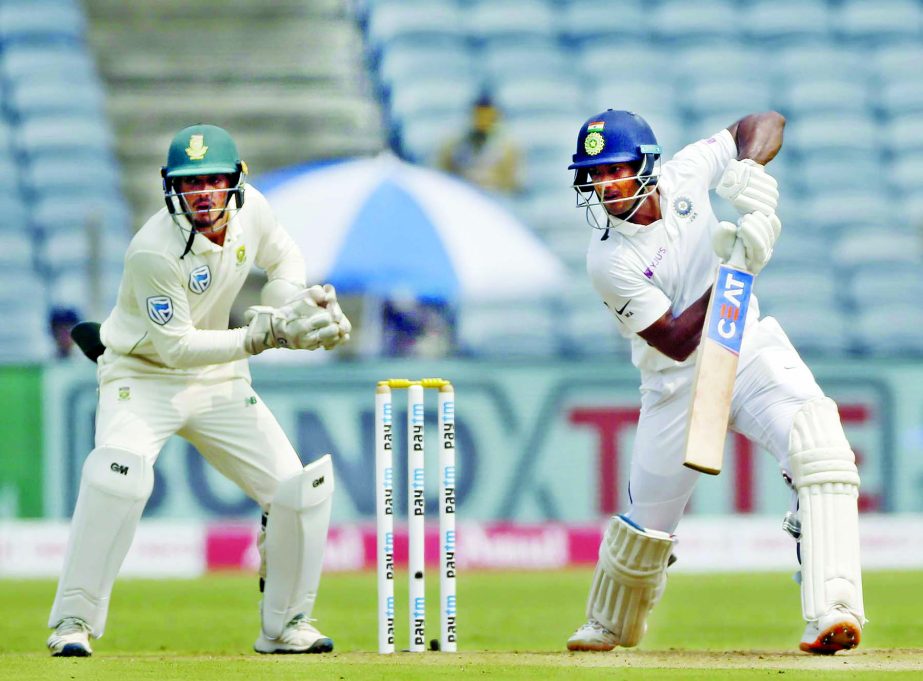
[1,570,921,680]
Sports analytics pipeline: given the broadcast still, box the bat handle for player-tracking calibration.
[728,238,747,269]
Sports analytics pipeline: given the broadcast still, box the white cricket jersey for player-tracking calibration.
[586,129,761,379]
[99,184,305,381]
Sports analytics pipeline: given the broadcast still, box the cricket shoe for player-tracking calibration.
[799,607,861,655]
[566,619,619,651]
[47,617,93,657]
[254,614,334,654]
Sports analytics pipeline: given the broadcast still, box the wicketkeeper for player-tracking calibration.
[47,124,351,657]
[564,110,865,655]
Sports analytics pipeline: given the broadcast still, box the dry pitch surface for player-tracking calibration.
[0,570,920,680]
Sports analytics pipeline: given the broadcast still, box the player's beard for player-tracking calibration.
[188,201,228,232]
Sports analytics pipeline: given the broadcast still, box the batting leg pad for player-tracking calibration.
[788,398,865,625]
[586,515,675,647]
[261,454,334,639]
[49,447,154,636]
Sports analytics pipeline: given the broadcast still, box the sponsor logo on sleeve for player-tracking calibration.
[189,265,211,294]
[147,296,174,325]
[644,247,667,278]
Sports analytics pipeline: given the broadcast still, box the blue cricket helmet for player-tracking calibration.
[569,110,662,186]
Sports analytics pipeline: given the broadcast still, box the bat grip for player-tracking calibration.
[728,238,746,269]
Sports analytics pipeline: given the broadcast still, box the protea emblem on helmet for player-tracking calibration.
[185,134,208,160]
[584,131,605,156]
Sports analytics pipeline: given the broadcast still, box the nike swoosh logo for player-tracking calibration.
[615,301,630,315]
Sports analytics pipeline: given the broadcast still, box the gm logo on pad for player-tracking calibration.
[706,265,753,354]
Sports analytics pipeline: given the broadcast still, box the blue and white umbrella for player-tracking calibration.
[255,155,567,301]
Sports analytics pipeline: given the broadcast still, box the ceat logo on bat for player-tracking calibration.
[706,265,753,354]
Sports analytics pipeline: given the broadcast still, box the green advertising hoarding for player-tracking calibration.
[0,365,43,517]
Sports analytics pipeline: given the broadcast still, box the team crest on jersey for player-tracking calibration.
[672,196,695,218]
[189,265,211,294]
[584,131,605,156]
[147,296,174,325]
[185,134,207,160]
[236,245,247,265]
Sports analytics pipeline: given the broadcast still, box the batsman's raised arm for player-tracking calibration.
[727,111,785,166]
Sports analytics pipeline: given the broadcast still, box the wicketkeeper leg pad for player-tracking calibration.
[586,514,675,647]
[788,398,865,625]
[49,447,154,636]
[261,454,334,639]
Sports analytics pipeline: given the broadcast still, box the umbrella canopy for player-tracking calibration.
[254,155,567,301]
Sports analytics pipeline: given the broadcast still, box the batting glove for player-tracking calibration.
[716,159,779,217]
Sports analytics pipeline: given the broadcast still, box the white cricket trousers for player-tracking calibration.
[94,373,303,505]
[626,316,825,533]
[49,370,304,634]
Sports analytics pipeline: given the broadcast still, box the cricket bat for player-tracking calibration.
[683,240,754,475]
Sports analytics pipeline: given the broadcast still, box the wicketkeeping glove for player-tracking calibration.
[716,159,779,217]
[303,284,352,349]
[243,299,337,355]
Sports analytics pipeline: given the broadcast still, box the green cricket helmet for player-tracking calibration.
[161,124,248,255]
[161,124,247,210]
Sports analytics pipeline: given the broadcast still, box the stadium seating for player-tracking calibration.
[765,304,855,356]
[0,0,128,362]
[834,0,923,44]
[465,0,558,45]
[650,1,741,44]
[10,0,923,362]
[853,305,923,356]
[457,298,562,358]
[741,0,832,45]
[0,0,87,44]
[560,0,648,44]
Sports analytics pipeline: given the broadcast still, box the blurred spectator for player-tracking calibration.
[382,297,455,358]
[48,306,81,360]
[436,93,522,194]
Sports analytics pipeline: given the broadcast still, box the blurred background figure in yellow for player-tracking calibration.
[436,92,522,195]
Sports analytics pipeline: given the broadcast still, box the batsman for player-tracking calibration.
[564,110,865,654]
[46,124,351,657]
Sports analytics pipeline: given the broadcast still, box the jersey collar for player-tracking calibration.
[608,215,662,236]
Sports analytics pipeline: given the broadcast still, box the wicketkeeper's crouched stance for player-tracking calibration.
[562,110,864,654]
[47,124,352,657]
